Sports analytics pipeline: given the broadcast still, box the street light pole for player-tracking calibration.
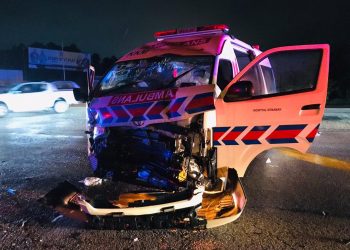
[61,41,66,80]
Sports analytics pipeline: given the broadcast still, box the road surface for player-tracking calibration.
[0,107,349,249]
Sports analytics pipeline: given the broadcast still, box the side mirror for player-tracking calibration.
[87,65,95,94]
[224,80,253,102]
[73,88,89,102]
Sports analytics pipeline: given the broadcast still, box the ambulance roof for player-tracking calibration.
[118,34,227,62]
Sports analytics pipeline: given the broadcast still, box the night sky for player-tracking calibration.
[1,0,349,58]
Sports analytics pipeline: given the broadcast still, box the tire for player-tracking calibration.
[53,100,68,113]
[0,103,8,117]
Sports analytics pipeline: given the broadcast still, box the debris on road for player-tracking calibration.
[266,158,272,164]
[12,218,28,227]
[51,215,63,223]
[79,177,102,186]
[0,185,17,197]
[133,238,139,242]
[6,188,16,196]
[21,219,27,227]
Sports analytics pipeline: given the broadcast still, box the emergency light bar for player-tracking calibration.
[154,24,230,40]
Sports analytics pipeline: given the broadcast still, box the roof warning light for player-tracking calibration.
[154,24,230,39]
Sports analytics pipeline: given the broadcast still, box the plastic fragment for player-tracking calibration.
[51,215,63,223]
[266,158,271,164]
[7,188,16,195]
[133,238,139,242]
[21,220,27,227]
[79,177,102,186]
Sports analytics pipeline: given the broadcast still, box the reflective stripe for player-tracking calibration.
[94,91,214,126]
[306,124,320,142]
[266,124,306,144]
[213,124,314,146]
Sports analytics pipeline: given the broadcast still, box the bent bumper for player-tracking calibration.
[40,170,247,229]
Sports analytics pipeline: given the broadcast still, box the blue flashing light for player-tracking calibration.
[163,150,173,161]
[138,169,151,180]
[150,177,168,188]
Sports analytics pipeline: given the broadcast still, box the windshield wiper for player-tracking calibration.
[167,66,198,88]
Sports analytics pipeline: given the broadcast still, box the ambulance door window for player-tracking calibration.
[239,63,264,96]
[235,50,252,70]
[233,49,266,96]
[226,49,323,101]
[260,64,277,94]
[217,59,233,90]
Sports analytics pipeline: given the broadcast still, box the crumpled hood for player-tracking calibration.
[89,85,215,127]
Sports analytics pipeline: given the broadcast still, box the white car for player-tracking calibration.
[0,81,79,117]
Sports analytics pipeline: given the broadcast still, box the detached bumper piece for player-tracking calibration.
[41,168,246,229]
[200,168,247,228]
[89,206,205,230]
[40,181,206,229]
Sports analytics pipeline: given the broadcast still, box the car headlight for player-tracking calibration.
[93,125,106,139]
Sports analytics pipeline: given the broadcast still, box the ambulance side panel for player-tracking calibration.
[214,44,330,177]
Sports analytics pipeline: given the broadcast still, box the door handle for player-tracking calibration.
[301,104,320,110]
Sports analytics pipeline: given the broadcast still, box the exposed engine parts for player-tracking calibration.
[90,114,216,192]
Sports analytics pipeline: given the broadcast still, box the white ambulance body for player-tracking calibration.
[45,25,329,229]
[92,25,328,178]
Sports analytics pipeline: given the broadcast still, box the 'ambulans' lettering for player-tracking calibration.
[109,89,177,106]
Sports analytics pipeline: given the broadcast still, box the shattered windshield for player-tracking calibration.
[99,55,213,93]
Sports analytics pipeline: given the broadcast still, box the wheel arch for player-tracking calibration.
[0,101,8,107]
[219,144,309,177]
[52,97,67,108]
[54,97,67,103]
[0,101,9,117]
[53,97,69,113]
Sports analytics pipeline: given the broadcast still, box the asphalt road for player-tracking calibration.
[0,107,349,249]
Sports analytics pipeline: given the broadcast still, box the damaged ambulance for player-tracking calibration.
[43,24,329,229]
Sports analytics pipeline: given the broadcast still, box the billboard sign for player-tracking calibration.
[28,47,91,71]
